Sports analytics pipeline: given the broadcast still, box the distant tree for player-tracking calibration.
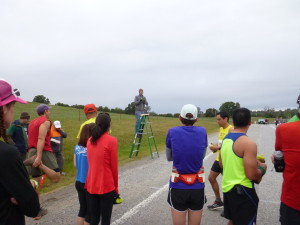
[196,107,204,117]
[205,108,218,117]
[97,106,104,112]
[55,102,69,107]
[102,106,110,112]
[219,101,240,116]
[125,102,135,114]
[33,95,50,104]
[263,106,276,118]
[110,107,124,114]
[197,107,201,117]
[149,112,158,116]
[160,113,173,117]
[174,113,180,118]
[71,104,84,109]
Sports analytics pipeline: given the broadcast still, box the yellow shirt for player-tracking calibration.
[215,124,233,161]
[76,117,96,138]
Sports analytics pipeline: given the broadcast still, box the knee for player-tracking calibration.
[52,173,61,183]
[208,174,216,183]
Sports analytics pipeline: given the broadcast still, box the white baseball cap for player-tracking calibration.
[53,120,61,128]
[180,104,198,120]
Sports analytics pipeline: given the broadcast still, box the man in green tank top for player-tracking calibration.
[219,108,267,225]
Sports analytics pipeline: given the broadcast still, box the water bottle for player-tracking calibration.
[171,168,180,183]
[274,151,285,172]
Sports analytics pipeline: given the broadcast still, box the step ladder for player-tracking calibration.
[129,114,159,159]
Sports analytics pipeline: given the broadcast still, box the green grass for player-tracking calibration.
[13,102,219,193]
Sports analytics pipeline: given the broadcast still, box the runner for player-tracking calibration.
[85,113,119,225]
[207,112,233,211]
[74,123,95,225]
[166,104,207,225]
[219,108,267,225]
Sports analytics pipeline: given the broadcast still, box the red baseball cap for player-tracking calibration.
[84,104,97,114]
[0,79,27,107]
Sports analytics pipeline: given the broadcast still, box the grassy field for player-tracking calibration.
[12,102,220,192]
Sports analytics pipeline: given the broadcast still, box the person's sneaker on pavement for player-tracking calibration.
[207,200,224,210]
[34,207,48,220]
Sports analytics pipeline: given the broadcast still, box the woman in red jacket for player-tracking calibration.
[85,113,119,225]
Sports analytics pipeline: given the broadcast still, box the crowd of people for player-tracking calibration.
[0,79,299,225]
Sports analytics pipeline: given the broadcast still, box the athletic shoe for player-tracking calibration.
[34,207,48,220]
[207,201,224,210]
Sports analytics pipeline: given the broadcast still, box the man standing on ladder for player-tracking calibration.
[134,88,148,134]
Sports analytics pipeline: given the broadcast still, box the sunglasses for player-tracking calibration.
[1,88,20,102]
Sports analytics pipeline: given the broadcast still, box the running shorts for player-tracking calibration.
[211,160,223,173]
[27,148,60,177]
[167,188,205,211]
[223,184,259,225]
[280,202,300,225]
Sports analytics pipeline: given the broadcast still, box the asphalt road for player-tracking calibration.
[26,124,282,225]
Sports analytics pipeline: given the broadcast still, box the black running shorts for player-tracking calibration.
[223,185,259,225]
[211,160,223,173]
[280,202,300,225]
[167,188,205,211]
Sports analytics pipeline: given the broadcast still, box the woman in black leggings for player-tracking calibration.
[85,113,119,225]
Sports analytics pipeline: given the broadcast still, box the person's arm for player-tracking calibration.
[0,148,40,217]
[166,130,173,161]
[57,129,67,138]
[144,96,148,106]
[209,144,220,153]
[243,139,267,184]
[134,96,140,106]
[110,138,119,194]
[219,147,223,168]
[166,147,172,161]
[73,154,76,167]
[272,125,283,163]
[33,120,51,167]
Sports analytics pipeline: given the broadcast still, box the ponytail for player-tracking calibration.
[0,107,8,143]
[91,113,111,144]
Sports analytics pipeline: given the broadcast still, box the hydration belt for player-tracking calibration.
[170,167,205,185]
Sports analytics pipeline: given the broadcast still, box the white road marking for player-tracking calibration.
[111,152,214,225]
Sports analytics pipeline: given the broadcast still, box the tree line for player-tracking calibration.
[33,95,297,119]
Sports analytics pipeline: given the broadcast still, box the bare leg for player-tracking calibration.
[38,164,60,183]
[188,209,203,225]
[171,208,187,225]
[208,170,221,200]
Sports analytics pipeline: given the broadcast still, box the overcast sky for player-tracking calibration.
[1,0,299,113]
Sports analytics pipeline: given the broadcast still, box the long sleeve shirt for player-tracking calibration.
[85,133,119,194]
[134,95,148,112]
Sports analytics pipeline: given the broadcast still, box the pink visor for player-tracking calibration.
[0,79,27,107]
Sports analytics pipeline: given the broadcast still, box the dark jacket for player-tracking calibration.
[0,141,40,225]
[7,120,28,153]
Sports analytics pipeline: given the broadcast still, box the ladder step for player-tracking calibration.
[134,143,140,146]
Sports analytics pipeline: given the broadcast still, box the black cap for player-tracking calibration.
[20,112,30,119]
